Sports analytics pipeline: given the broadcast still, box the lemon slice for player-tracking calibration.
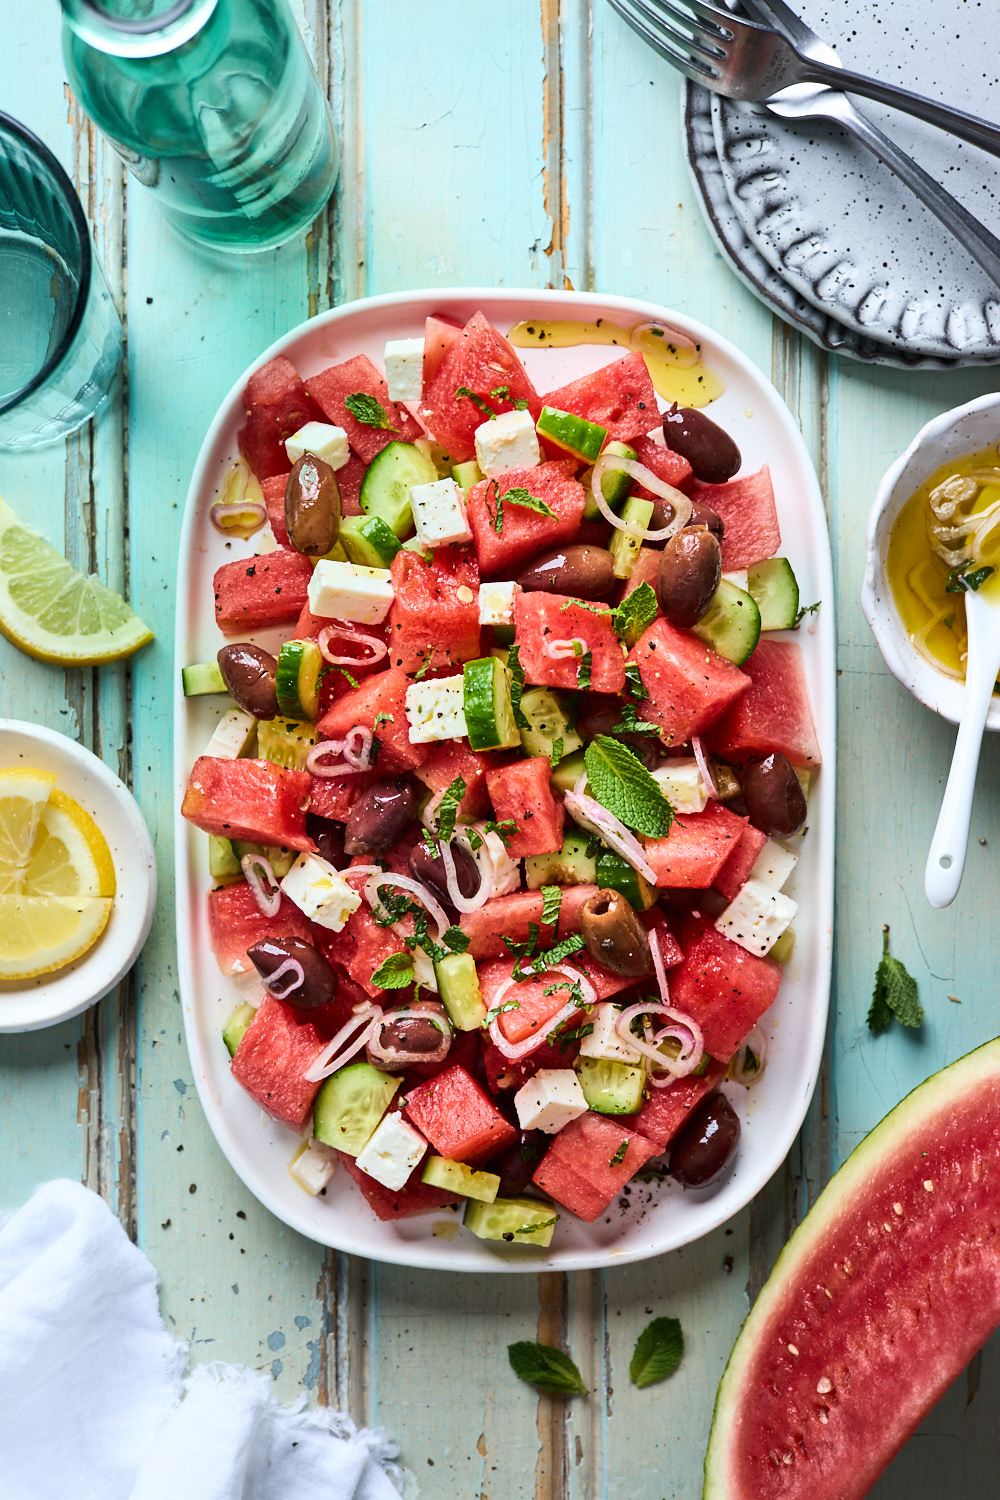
[0,496,153,664]
[22,789,117,900]
[0,895,113,979]
[0,768,58,892]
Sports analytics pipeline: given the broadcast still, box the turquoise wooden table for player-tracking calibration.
[3,4,1000,1495]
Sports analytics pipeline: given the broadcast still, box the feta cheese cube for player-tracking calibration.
[308,559,394,624]
[355,1111,427,1190]
[749,838,798,891]
[715,877,798,957]
[578,1001,643,1064]
[383,337,425,403]
[405,675,468,743]
[514,1068,589,1134]
[280,854,362,932]
[478,579,521,628]
[409,476,473,548]
[204,709,256,760]
[474,408,541,477]
[285,421,350,470]
[652,758,709,815]
[289,1139,338,1196]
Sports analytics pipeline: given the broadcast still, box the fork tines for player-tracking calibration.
[608,0,731,81]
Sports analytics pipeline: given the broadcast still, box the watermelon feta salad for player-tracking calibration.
[180,308,821,1248]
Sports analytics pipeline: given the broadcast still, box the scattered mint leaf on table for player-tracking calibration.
[867,925,922,1034]
[629,1316,684,1388]
[507,1341,588,1396]
[344,391,396,430]
[584,734,674,838]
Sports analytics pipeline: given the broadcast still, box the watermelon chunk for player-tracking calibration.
[485,757,565,858]
[262,472,291,547]
[419,311,541,462]
[208,882,313,976]
[669,926,781,1062]
[237,355,321,482]
[691,466,780,570]
[339,1149,460,1220]
[182,758,316,852]
[532,1111,660,1221]
[482,1034,581,1093]
[477,954,641,1029]
[316,903,407,998]
[540,352,661,444]
[706,638,821,768]
[459,885,599,960]
[423,313,463,389]
[634,1062,726,1148]
[714,824,768,901]
[513,592,625,695]
[316,667,428,773]
[404,1064,517,1164]
[630,433,693,491]
[628,617,749,747]
[306,353,422,465]
[336,453,366,516]
[386,545,481,674]
[467,462,586,576]
[230,993,323,1132]
[213,551,313,636]
[413,741,510,821]
[644,803,747,889]
[620,545,663,600]
[308,770,375,824]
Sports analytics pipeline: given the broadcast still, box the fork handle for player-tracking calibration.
[799,59,1000,161]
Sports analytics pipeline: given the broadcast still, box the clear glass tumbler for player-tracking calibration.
[0,112,124,451]
[61,0,340,253]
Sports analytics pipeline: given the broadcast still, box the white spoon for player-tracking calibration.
[925,584,1000,908]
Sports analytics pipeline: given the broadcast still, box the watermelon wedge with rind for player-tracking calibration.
[704,1036,1000,1500]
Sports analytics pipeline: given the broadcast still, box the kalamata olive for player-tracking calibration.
[409,839,480,909]
[580,888,652,977]
[217,642,279,719]
[517,544,616,600]
[284,452,342,557]
[647,495,725,536]
[305,812,345,867]
[489,1130,546,1197]
[742,752,807,838]
[662,404,742,484]
[367,1001,451,1072]
[656,528,722,629]
[344,776,418,857]
[246,935,338,1011]
[670,1092,741,1187]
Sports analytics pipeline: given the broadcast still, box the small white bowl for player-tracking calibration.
[0,720,157,1032]
[862,392,1000,728]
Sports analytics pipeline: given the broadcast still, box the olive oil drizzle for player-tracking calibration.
[506,318,725,408]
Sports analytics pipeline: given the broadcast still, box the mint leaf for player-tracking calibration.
[335,666,359,689]
[550,735,564,768]
[560,597,611,617]
[517,932,586,980]
[946,563,994,594]
[611,700,660,736]
[455,386,495,419]
[513,397,530,411]
[371,952,415,989]
[609,1139,628,1167]
[484,478,503,534]
[489,384,510,399]
[576,647,592,692]
[442,924,470,954]
[506,642,530,729]
[624,661,649,702]
[584,734,673,838]
[507,1341,588,1396]
[629,1316,684,1388]
[613,582,658,648]
[484,817,518,845]
[436,774,467,843]
[540,884,562,930]
[504,486,557,520]
[793,600,821,628]
[868,925,922,1033]
[344,391,395,431]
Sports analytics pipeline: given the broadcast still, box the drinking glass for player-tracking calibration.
[0,112,124,451]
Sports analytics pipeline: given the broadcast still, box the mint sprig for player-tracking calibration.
[576,647,592,692]
[629,1316,684,1388]
[583,734,673,838]
[371,952,415,990]
[506,642,530,729]
[867,925,922,1034]
[344,391,397,431]
[613,582,658,647]
[507,1341,587,1396]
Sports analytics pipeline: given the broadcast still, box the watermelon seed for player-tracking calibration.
[782,1452,794,1464]
[818,1410,829,1424]
[893,1201,904,1215]
[843,1260,853,1274]
[924,1179,935,1191]
[823,1288,834,1300]
[884,1222,893,1233]
[787,1344,799,1357]
[816,1377,833,1394]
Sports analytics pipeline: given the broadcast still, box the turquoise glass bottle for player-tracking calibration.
[61,0,339,252]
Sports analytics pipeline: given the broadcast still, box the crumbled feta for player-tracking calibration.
[285,421,350,470]
[410,946,439,994]
[383,337,425,402]
[514,1068,589,1134]
[409,476,473,548]
[355,1111,427,1190]
[478,579,521,628]
[578,1001,643,1064]
[652,758,709,815]
[308,559,394,624]
[280,854,362,931]
[474,408,541,477]
[204,709,256,760]
[405,675,468,743]
[749,838,798,891]
[715,877,798,957]
[289,1139,338,1195]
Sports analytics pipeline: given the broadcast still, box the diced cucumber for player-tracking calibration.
[434,951,487,1031]
[551,749,586,796]
[795,767,811,798]
[463,1196,559,1247]
[462,656,520,751]
[582,440,636,519]
[256,717,318,772]
[770,927,796,964]
[710,759,742,801]
[574,1056,646,1114]
[275,639,323,720]
[339,513,402,569]
[451,459,484,495]
[182,660,227,696]
[525,830,598,890]
[691,578,762,666]
[209,835,242,884]
[422,1156,500,1203]
[312,1063,400,1156]
[315,539,349,564]
[414,437,453,477]
[232,840,297,879]
[595,850,657,910]
[517,687,583,761]
[359,440,437,537]
[747,557,800,631]
[223,1002,257,1057]
[536,405,607,463]
[608,495,654,580]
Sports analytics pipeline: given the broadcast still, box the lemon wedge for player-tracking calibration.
[0,496,153,664]
[0,768,58,889]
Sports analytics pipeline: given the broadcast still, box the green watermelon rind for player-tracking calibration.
[703,1034,1000,1499]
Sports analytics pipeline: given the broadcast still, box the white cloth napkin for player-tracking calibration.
[0,1180,409,1500]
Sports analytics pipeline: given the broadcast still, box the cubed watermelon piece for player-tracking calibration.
[230,993,323,1131]
[208,882,313,976]
[317,903,408,998]
[714,823,768,901]
[306,353,422,465]
[182,757,316,851]
[478,955,642,1031]
[262,472,291,547]
[339,1148,460,1219]
[414,741,510,821]
[213,551,314,636]
[706,638,821,768]
[467,461,586,576]
[532,1111,660,1221]
[634,1063,726,1148]
[691,466,780,570]
[237,355,322,482]
[485,756,564,858]
[669,926,782,1062]
[541,352,660,444]
[513,592,625,695]
[419,311,541,462]
[630,433,693,491]
[317,667,428,773]
[628,618,750,747]
[308,770,375,824]
[423,313,463,389]
[645,803,747,889]
[386,545,481,674]
[459,885,599,961]
[482,1034,582,1092]
[640,908,685,968]
[336,453,366,516]
[404,1064,518,1164]
[620,545,662,600]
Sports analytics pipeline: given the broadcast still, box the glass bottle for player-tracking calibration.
[61,0,339,253]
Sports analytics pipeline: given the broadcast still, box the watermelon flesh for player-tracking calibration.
[707,638,822,769]
[339,1148,460,1220]
[540,351,661,444]
[182,757,316,852]
[230,993,323,1132]
[404,1064,517,1164]
[513,591,626,696]
[306,353,422,465]
[644,802,747,888]
[628,618,750,747]
[532,1111,660,1221]
[419,310,541,462]
[208,882,314,976]
[466,461,586,575]
[704,1037,1000,1500]
[213,551,314,635]
[237,355,321,482]
[485,755,565,858]
[692,465,781,571]
[386,545,481,674]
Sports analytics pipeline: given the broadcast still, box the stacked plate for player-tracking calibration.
[683,0,1000,368]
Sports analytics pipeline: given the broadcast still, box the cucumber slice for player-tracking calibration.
[312,1062,400,1156]
[582,440,636,519]
[451,459,484,496]
[422,1156,500,1203]
[770,927,796,964]
[462,656,520,751]
[595,850,657,910]
[275,639,323,720]
[518,687,583,761]
[463,1196,559,1247]
[574,1056,646,1114]
[747,557,800,631]
[414,437,453,478]
[536,405,608,463]
[256,717,317,772]
[232,840,297,879]
[691,578,762,666]
[223,1001,256,1058]
[434,951,488,1031]
[550,749,586,796]
[359,441,437,537]
[525,830,598,890]
[608,495,654,580]
[711,759,742,801]
[209,835,242,883]
[339,514,402,569]
[182,660,227,696]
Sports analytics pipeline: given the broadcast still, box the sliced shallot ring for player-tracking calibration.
[614,1000,704,1079]
[263,957,305,1000]
[730,1027,767,1086]
[368,1006,453,1067]
[317,621,388,668]
[563,788,658,884]
[545,637,589,659]
[363,870,449,939]
[438,838,493,913]
[303,1004,382,1083]
[648,927,670,1006]
[342,725,373,770]
[627,318,699,363]
[590,455,692,542]
[487,965,595,1060]
[691,736,718,801]
[210,499,267,534]
[241,853,281,918]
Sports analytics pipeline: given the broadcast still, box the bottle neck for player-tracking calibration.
[60,0,219,58]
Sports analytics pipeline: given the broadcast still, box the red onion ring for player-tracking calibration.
[614,1000,704,1081]
[363,870,449,940]
[590,454,692,541]
[303,1003,382,1083]
[544,637,589,660]
[487,965,596,1060]
[263,958,305,1000]
[367,1006,453,1068]
[563,788,658,884]
[342,725,373,770]
[691,737,718,800]
[210,499,267,534]
[439,838,493,913]
[240,853,281,918]
[318,621,388,668]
